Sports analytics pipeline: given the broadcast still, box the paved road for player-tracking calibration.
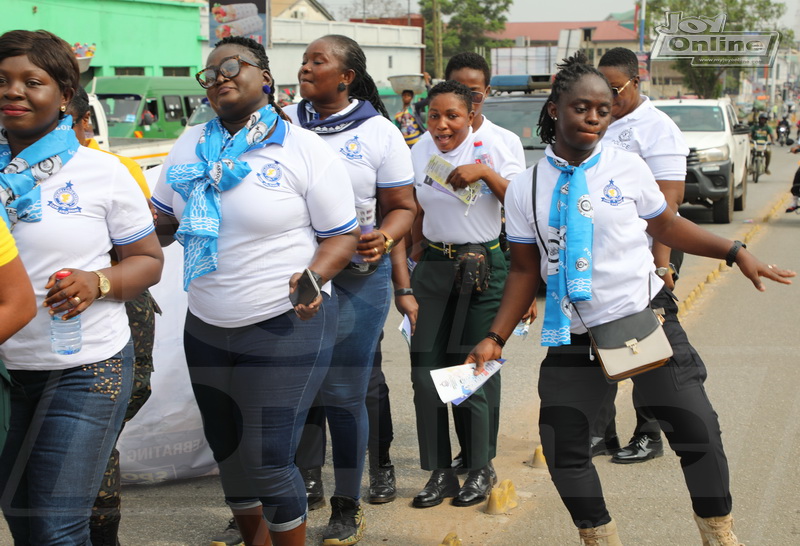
[2,152,798,545]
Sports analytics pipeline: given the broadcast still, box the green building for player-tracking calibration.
[2,0,205,85]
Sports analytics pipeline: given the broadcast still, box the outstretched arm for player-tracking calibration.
[646,210,795,291]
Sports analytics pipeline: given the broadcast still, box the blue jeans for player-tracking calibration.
[321,257,391,499]
[184,293,337,531]
[0,341,134,546]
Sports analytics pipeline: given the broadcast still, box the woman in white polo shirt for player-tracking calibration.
[407,80,524,510]
[466,52,794,545]
[283,34,415,544]
[0,30,163,544]
[152,36,358,546]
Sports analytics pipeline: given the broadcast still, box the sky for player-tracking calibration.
[319,0,799,27]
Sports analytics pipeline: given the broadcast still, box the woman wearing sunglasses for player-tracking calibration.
[588,47,691,466]
[152,36,359,546]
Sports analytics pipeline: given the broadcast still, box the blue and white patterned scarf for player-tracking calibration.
[0,117,80,230]
[165,104,279,290]
[541,153,600,346]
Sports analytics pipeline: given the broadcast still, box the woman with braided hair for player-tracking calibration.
[283,34,415,545]
[153,35,359,546]
[465,51,794,544]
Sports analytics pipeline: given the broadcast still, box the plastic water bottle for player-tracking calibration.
[512,318,531,340]
[50,270,82,355]
[353,199,376,263]
[473,141,495,195]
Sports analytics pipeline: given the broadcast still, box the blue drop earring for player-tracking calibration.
[262,84,272,95]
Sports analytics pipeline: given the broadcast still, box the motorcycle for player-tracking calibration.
[750,140,769,183]
[778,124,789,146]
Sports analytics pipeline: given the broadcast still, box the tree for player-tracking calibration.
[642,0,793,98]
[419,0,513,78]
[338,0,408,20]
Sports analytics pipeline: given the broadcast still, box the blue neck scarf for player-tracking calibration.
[295,99,380,134]
[541,152,601,346]
[165,104,280,290]
[0,117,80,230]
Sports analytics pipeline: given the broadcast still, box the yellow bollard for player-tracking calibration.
[485,479,519,514]
[531,445,547,469]
[439,531,462,546]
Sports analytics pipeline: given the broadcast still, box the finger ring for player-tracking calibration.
[72,296,81,305]
[768,265,774,269]
[373,247,379,255]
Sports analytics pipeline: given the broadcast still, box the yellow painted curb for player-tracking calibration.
[676,193,786,320]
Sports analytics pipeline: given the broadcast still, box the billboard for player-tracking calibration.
[209,1,269,45]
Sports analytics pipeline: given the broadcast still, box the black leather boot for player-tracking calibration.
[368,450,396,504]
[451,464,497,507]
[611,434,664,464]
[301,466,325,510]
[412,468,460,508]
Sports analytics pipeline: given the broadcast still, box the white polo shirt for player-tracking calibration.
[411,129,525,244]
[474,116,526,168]
[505,144,668,331]
[602,95,689,181]
[0,147,155,370]
[153,120,357,328]
[283,101,414,210]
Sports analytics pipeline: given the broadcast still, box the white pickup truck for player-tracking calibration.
[652,97,750,224]
[88,93,176,170]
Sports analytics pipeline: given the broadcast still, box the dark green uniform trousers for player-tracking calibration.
[410,242,507,471]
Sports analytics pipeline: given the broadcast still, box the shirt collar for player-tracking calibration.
[544,142,603,167]
[303,99,359,120]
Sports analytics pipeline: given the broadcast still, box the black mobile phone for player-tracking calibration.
[289,269,321,306]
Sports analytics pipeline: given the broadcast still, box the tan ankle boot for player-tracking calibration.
[693,513,744,545]
[578,518,623,545]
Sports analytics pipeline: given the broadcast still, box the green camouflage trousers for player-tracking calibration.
[90,290,160,543]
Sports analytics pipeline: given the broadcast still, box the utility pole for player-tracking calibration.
[432,0,443,78]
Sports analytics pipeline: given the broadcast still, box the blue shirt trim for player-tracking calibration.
[507,235,536,244]
[640,201,668,220]
[376,177,414,188]
[151,196,173,216]
[112,224,155,246]
[316,217,358,238]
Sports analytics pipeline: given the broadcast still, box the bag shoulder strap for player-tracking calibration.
[531,163,545,253]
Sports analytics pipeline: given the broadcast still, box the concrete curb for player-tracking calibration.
[676,192,791,319]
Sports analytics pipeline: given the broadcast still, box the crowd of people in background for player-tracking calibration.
[0,29,795,546]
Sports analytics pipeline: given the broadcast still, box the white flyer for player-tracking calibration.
[423,154,481,207]
[430,359,505,406]
[398,314,412,347]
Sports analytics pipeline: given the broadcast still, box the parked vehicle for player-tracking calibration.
[652,98,750,224]
[88,93,176,169]
[92,76,205,140]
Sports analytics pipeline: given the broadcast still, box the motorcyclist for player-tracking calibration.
[750,112,774,175]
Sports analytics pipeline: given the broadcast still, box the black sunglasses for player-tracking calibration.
[611,78,635,97]
[196,55,260,89]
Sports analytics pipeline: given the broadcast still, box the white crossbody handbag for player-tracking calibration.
[530,165,672,381]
